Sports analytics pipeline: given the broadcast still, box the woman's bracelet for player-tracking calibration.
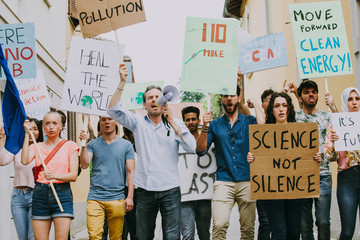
[117,87,124,91]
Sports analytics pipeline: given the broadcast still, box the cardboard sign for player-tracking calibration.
[122,81,163,110]
[0,23,36,80]
[289,1,353,78]
[331,112,360,151]
[14,69,51,120]
[180,17,239,95]
[178,146,217,202]
[238,32,289,74]
[76,0,146,38]
[249,122,319,200]
[61,36,121,116]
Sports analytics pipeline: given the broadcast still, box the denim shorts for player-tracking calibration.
[32,182,74,220]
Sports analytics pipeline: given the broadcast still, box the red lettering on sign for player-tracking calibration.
[268,49,274,59]
[252,50,260,62]
[13,63,23,77]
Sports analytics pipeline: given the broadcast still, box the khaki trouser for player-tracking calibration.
[212,181,256,240]
[87,199,125,240]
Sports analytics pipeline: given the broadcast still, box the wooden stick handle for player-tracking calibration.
[29,131,64,212]
[114,30,123,63]
[81,115,89,147]
[206,94,211,127]
[324,78,329,93]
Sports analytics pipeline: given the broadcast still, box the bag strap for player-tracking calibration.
[43,139,67,165]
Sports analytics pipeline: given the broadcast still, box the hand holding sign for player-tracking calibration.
[202,112,211,130]
[119,63,128,85]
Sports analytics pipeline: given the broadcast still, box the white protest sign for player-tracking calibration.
[178,146,217,202]
[289,1,353,78]
[180,17,240,95]
[61,36,121,116]
[331,112,360,151]
[14,69,51,120]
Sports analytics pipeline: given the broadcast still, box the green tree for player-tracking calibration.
[180,91,206,103]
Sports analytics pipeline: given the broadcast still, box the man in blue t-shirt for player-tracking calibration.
[197,86,257,239]
[79,116,135,239]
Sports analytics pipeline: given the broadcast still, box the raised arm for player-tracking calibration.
[196,112,211,153]
[325,93,338,113]
[283,80,302,109]
[237,68,250,116]
[79,129,93,169]
[247,97,265,124]
[0,126,15,166]
[108,63,128,109]
[21,120,36,165]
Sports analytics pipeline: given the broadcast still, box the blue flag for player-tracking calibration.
[0,44,27,155]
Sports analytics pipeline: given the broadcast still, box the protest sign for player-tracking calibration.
[238,32,288,74]
[249,122,319,200]
[331,112,360,151]
[76,0,146,38]
[0,23,36,80]
[179,146,217,202]
[122,81,163,110]
[15,69,51,120]
[61,36,121,116]
[289,1,353,79]
[180,17,239,95]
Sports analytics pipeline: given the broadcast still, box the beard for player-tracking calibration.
[223,102,239,115]
[302,100,317,108]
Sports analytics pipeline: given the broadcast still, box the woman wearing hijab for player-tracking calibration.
[324,87,360,240]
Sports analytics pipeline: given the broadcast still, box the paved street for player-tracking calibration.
[72,189,360,239]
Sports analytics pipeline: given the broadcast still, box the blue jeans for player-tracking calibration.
[337,166,360,240]
[301,174,332,240]
[11,188,34,240]
[136,187,181,240]
[257,200,270,240]
[262,199,304,240]
[180,200,211,240]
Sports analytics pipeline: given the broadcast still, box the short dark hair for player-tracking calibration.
[297,80,318,97]
[266,92,296,124]
[143,85,162,103]
[123,127,133,139]
[261,89,274,103]
[181,106,200,120]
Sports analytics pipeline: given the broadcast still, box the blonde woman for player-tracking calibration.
[22,110,79,239]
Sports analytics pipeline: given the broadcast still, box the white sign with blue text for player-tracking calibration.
[289,1,353,78]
